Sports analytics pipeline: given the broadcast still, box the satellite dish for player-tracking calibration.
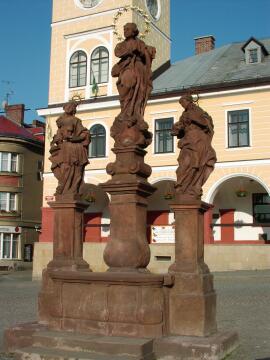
[1,100,8,109]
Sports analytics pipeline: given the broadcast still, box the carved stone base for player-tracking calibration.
[168,201,218,337]
[38,270,173,338]
[47,199,90,271]
[169,272,217,337]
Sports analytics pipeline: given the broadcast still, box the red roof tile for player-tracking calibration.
[0,116,44,143]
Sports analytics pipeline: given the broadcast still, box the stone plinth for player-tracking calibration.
[38,270,173,338]
[46,196,90,271]
[4,323,238,360]
[101,145,155,271]
[169,201,217,337]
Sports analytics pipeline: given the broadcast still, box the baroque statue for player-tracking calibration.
[171,94,217,200]
[49,101,90,197]
[111,22,156,148]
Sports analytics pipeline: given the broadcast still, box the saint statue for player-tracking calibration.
[49,101,90,197]
[111,22,156,148]
[171,94,217,200]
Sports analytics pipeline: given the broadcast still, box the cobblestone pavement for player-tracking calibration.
[0,270,270,359]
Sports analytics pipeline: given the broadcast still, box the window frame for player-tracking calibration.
[69,50,87,88]
[90,46,109,85]
[89,124,106,158]
[252,193,270,225]
[0,232,20,259]
[0,152,18,173]
[154,117,174,154]
[0,192,17,212]
[248,48,258,64]
[227,109,250,149]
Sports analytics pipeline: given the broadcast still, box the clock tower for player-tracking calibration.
[49,0,170,105]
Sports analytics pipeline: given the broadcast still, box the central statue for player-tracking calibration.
[102,23,156,271]
[111,22,156,148]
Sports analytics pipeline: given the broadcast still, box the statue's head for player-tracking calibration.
[124,23,139,39]
[179,94,193,109]
[63,101,77,116]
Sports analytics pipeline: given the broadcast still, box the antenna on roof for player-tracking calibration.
[1,80,14,106]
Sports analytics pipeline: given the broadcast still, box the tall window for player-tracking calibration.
[228,110,250,148]
[0,192,16,212]
[69,51,87,88]
[248,49,258,63]
[0,152,18,172]
[0,233,19,259]
[253,193,270,224]
[155,118,174,153]
[89,124,106,158]
[90,47,109,84]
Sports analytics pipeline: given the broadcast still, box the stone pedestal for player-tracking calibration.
[169,201,217,337]
[101,145,155,271]
[46,196,90,271]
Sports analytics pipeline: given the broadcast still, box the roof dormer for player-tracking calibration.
[241,37,269,64]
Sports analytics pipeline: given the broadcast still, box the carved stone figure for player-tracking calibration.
[171,94,217,200]
[49,101,90,196]
[111,22,155,148]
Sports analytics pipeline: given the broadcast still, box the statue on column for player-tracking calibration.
[111,22,156,148]
[49,101,90,197]
[171,94,217,201]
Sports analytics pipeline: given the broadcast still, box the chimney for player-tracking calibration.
[194,35,215,55]
[32,119,45,128]
[5,104,25,125]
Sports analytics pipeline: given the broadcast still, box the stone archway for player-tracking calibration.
[208,175,270,244]
[147,179,176,243]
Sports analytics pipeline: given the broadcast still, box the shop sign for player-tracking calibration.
[0,226,22,233]
[151,225,175,243]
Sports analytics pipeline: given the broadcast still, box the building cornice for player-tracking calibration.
[37,81,270,117]
[51,8,119,27]
[43,158,270,179]
[0,135,44,150]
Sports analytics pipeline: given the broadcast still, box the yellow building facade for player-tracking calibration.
[35,0,270,278]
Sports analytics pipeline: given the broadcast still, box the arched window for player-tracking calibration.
[69,51,87,88]
[90,47,109,84]
[89,124,106,158]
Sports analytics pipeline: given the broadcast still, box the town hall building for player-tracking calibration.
[35,0,270,278]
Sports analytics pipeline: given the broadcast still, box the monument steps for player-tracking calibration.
[13,346,155,360]
[32,331,154,356]
[11,329,156,360]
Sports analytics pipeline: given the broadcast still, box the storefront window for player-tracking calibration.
[0,233,20,259]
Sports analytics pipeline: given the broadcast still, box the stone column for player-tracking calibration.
[168,201,217,337]
[46,196,90,271]
[101,146,155,272]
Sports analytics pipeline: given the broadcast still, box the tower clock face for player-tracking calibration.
[146,0,160,20]
[78,0,101,8]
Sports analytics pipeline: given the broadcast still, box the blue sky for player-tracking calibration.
[0,0,269,122]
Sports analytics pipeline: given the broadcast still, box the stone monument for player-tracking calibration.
[4,24,238,360]
[168,94,217,336]
[46,101,91,271]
